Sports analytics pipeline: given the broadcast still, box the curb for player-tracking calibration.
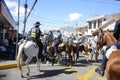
[0,61,25,70]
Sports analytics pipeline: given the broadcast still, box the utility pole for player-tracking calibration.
[23,0,28,36]
[15,0,20,59]
[76,23,78,36]
[22,0,38,36]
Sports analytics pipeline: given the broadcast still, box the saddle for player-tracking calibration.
[58,43,64,47]
[73,40,78,43]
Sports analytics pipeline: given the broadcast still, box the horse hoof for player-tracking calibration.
[52,63,54,66]
[27,77,30,80]
[37,69,40,72]
[26,74,30,80]
[26,73,29,76]
[21,75,24,78]
[69,65,72,67]
[21,74,24,78]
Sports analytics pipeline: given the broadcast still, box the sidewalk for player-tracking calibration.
[0,60,25,70]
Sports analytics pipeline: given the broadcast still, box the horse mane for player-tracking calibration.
[104,30,117,46]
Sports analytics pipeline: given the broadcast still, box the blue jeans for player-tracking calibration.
[114,41,120,49]
[76,43,81,57]
[37,41,43,58]
[54,39,60,54]
[101,46,110,68]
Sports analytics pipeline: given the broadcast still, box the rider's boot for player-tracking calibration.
[54,53,57,57]
[95,53,107,76]
[54,46,58,57]
[95,66,105,76]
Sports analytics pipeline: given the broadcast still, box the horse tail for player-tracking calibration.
[16,44,25,76]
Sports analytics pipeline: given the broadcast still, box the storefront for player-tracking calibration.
[0,0,16,41]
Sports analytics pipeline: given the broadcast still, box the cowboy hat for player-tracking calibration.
[34,21,42,26]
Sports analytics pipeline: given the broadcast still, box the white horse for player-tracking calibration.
[16,40,40,80]
[88,36,99,62]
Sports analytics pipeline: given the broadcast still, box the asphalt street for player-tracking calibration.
[0,55,107,80]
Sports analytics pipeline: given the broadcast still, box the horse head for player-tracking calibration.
[96,28,106,49]
[96,28,117,49]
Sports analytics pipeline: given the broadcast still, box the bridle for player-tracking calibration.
[97,31,105,48]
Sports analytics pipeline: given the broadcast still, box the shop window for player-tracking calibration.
[93,21,96,29]
[98,19,102,27]
[89,22,92,29]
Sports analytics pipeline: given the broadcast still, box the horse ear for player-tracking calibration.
[99,28,103,32]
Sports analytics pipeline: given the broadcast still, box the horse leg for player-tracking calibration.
[36,56,41,72]
[64,53,67,60]
[25,57,32,79]
[90,48,93,61]
[75,51,79,62]
[95,50,99,62]
[20,55,24,78]
[69,55,72,67]
[73,54,76,63]
[84,52,89,62]
[52,56,56,66]
[90,53,94,61]
[56,53,61,64]
[46,56,50,66]
[95,51,97,62]
[46,59,49,66]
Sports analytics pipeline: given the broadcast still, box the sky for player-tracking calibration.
[5,0,120,34]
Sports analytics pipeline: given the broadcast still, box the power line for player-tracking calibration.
[28,14,86,26]
[83,0,120,6]
[96,0,120,5]
[26,0,38,20]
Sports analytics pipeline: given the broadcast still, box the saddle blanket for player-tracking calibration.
[106,45,118,59]
[73,40,78,43]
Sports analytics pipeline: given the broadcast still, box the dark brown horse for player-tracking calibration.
[96,29,120,80]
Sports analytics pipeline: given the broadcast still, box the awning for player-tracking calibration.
[0,0,16,28]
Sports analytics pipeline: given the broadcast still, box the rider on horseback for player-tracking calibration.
[68,33,76,43]
[41,30,54,55]
[95,19,120,76]
[54,29,63,57]
[47,30,54,46]
[29,21,44,61]
[76,32,85,55]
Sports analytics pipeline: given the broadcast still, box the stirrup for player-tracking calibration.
[54,53,57,57]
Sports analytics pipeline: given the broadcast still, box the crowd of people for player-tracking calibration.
[0,35,16,60]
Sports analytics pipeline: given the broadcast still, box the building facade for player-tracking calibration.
[86,13,120,35]
[0,0,16,41]
[86,15,107,35]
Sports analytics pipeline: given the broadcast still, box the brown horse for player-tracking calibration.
[62,41,75,66]
[46,41,75,66]
[96,29,120,80]
[97,29,116,49]
[72,42,90,62]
